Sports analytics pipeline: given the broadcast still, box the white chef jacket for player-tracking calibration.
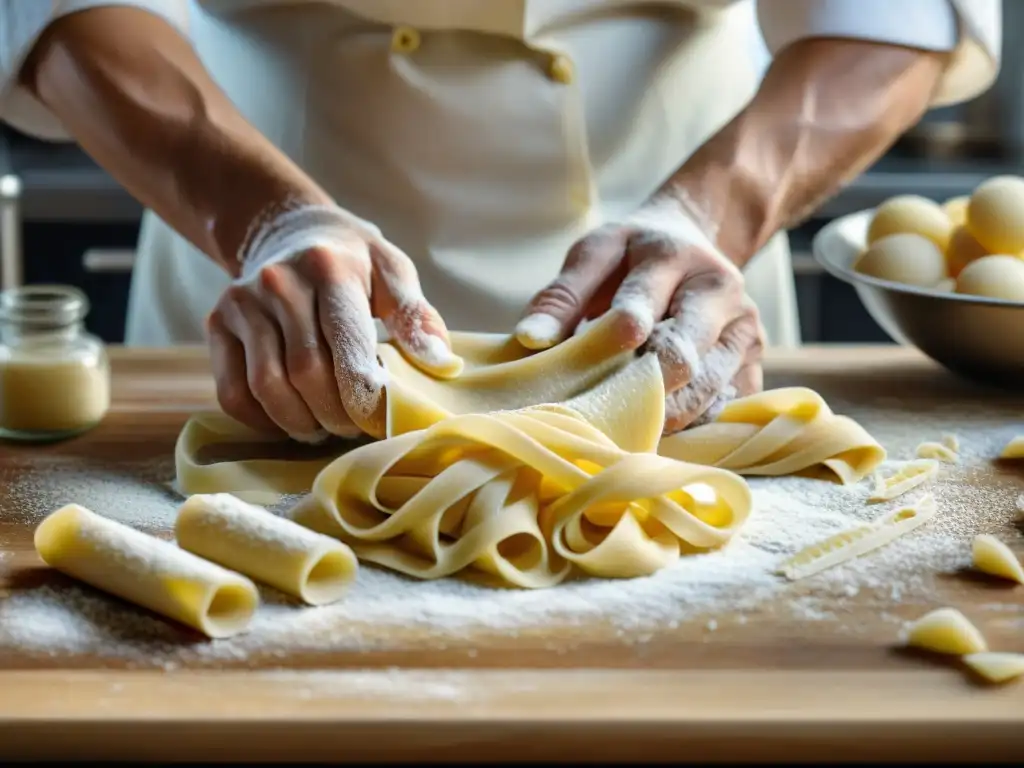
[0,0,1001,349]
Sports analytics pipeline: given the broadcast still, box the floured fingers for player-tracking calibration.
[662,309,762,434]
[207,286,326,444]
[371,239,463,378]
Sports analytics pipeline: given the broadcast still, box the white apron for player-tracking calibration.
[111,0,999,349]
[124,0,803,347]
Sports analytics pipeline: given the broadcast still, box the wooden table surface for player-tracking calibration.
[1,345,1022,762]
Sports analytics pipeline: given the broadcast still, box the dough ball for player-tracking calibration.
[868,195,952,251]
[956,254,1024,301]
[945,225,989,278]
[967,175,1024,254]
[942,195,969,227]
[854,233,948,287]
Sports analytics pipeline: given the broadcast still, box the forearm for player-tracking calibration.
[662,37,949,268]
[20,6,332,276]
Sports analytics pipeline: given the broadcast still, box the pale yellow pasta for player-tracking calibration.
[658,388,885,484]
[869,459,939,502]
[915,434,959,464]
[173,312,884,587]
[971,534,1024,584]
[904,607,987,655]
[1000,435,1024,459]
[963,652,1024,684]
[302,357,752,586]
[175,494,358,605]
[777,493,936,581]
[174,411,355,506]
[35,504,259,638]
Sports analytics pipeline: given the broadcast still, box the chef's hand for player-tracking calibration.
[515,199,764,433]
[206,206,462,443]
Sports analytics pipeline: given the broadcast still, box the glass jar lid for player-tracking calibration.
[0,285,90,330]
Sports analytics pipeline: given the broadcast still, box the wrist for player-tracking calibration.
[659,114,776,271]
[182,120,336,277]
[238,201,380,280]
[630,195,721,256]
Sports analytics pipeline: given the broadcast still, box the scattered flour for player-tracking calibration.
[1,389,1022,669]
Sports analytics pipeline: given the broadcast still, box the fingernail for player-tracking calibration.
[293,427,331,445]
[413,333,464,378]
[610,296,655,338]
[516,313,563,350]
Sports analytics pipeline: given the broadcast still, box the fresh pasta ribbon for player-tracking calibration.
[658,387,885,484]
[300,401,752,587]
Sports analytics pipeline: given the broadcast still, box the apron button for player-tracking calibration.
[547,53,574,84]
[391,26,421,54]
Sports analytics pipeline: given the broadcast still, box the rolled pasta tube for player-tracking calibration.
[175,493,358,606]
[34,504,259,639]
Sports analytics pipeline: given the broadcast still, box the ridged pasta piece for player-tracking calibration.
[916,434,959,463]
[868,460,939,502]
[776,493,937,581]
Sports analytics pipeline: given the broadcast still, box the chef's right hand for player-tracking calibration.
[206,208,462,443]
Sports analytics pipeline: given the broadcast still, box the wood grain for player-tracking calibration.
[1,345,1022,762]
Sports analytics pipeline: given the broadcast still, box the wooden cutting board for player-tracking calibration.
[0,346,1022,762]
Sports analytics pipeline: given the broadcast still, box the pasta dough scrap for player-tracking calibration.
[34,503,259,638]
[904,607,988,655]
[869,459,939,502]
[963,652,1024,684]
[301,355,752,586]
[971,534,1024,584]
[1000,435,1024,459]
[776,493,937,581]
[916,434,960,464]
[175,494,359,605]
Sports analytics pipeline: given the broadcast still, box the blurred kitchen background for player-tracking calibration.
[1,0,1022,345]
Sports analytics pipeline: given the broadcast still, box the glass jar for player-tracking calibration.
[0,285,110,441]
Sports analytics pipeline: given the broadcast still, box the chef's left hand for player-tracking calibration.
[515,198,764,433]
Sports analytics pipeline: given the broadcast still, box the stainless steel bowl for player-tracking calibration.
[812,209,1024,388]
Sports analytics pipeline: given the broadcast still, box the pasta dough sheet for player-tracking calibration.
[175,311,885,587]
[35,503,259,638]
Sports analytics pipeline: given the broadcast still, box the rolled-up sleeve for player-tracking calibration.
[0,0,191,140]
[757,0,1001,107]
